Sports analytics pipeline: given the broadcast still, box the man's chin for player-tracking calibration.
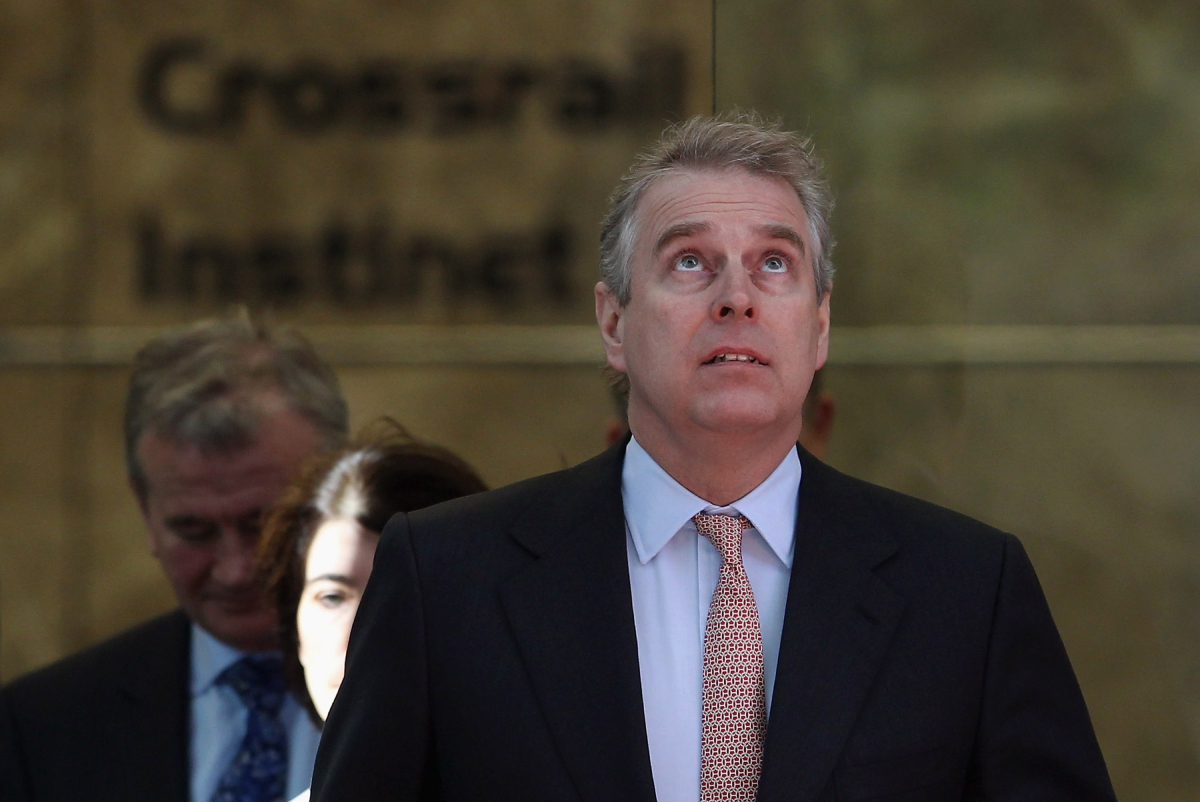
[690,396,785,434]
[197,606,279,652]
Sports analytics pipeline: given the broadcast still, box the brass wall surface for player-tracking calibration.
[3,0,1200,800]
[0,0,710,677]
[716,1,1200,799]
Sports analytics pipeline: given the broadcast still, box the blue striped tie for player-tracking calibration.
[211,655,289,802]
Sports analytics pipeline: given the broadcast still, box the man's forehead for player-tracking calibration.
[635,168,809,243]
[653,221,807,258]
[138,414,318,498]
[140,437,290,495]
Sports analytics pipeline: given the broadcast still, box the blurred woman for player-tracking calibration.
[258,420,486,799]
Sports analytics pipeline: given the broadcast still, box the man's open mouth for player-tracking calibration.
[705,353,763,365]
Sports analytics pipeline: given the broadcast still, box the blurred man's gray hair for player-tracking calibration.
[599,111,834,305]
[125,310,349,499]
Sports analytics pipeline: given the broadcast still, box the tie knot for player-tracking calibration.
[693,513,752,566]
[215,655,287,717]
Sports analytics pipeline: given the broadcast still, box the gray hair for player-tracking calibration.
[125,310,349,499]
[599,112,835,305]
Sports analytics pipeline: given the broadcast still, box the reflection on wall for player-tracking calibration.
[78,6,704,326]
[716,2,1200,800]
[131,34,684,312]
[0,0,711,678]
[719,0,1200,327]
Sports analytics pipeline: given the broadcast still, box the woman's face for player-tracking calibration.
[296,516,379,721]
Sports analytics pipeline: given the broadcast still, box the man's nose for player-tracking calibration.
[211,528,259,586]
[712,263,757,321]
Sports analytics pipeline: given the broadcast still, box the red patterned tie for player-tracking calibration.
[693,512,766,802]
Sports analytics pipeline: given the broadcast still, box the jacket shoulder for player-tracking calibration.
[1,611,191,800]
[3,609,189,710]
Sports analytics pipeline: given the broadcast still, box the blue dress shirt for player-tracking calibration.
[622,436,800,802]
[189,624,322,802]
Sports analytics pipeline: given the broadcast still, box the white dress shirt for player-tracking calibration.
[623,436,800,802]
[189,624,322,802]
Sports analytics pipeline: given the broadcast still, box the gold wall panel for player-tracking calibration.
[81,0,710,325]
[716,0,1200,327]
[716,1,1200,798]
[0,0,80,325]
[0,370,73,674]
[0,0,710,673]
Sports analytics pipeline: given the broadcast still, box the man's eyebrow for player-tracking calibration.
[758,223,807,255]
[654,221,711,255]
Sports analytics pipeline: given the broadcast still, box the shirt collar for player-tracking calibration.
[189,623,249,697]
[621,435,801,568]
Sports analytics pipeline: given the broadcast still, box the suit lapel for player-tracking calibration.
[757,452,905,802]
[116,610,191,802]
[499,442,657,802]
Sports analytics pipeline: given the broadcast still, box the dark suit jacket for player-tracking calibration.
[312,443,1116,801]
[0,609,190,802]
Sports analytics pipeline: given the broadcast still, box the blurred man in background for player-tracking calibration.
[0,312,348,802]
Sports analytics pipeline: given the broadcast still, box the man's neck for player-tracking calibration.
[629,419,800,507]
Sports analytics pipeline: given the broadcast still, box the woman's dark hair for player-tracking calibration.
[258,418,487,725]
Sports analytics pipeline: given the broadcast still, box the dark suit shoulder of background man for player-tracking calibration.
[1,611,191,800]
[312,114,1115,802]
[0,312,348,802]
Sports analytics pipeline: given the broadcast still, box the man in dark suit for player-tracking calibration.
[0,313,348,802]
[311,114,1116,801]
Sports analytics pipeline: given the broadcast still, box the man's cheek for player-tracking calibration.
[167,548,212,589]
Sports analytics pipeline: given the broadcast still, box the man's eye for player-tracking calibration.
[675,254,703,272]
[763,256,787,273]
[169,523,218,544]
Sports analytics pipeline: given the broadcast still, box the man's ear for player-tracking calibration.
[814,292,831,370]
[595,281,628,373]
[131,478,159,557]
[799,393,836,459]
